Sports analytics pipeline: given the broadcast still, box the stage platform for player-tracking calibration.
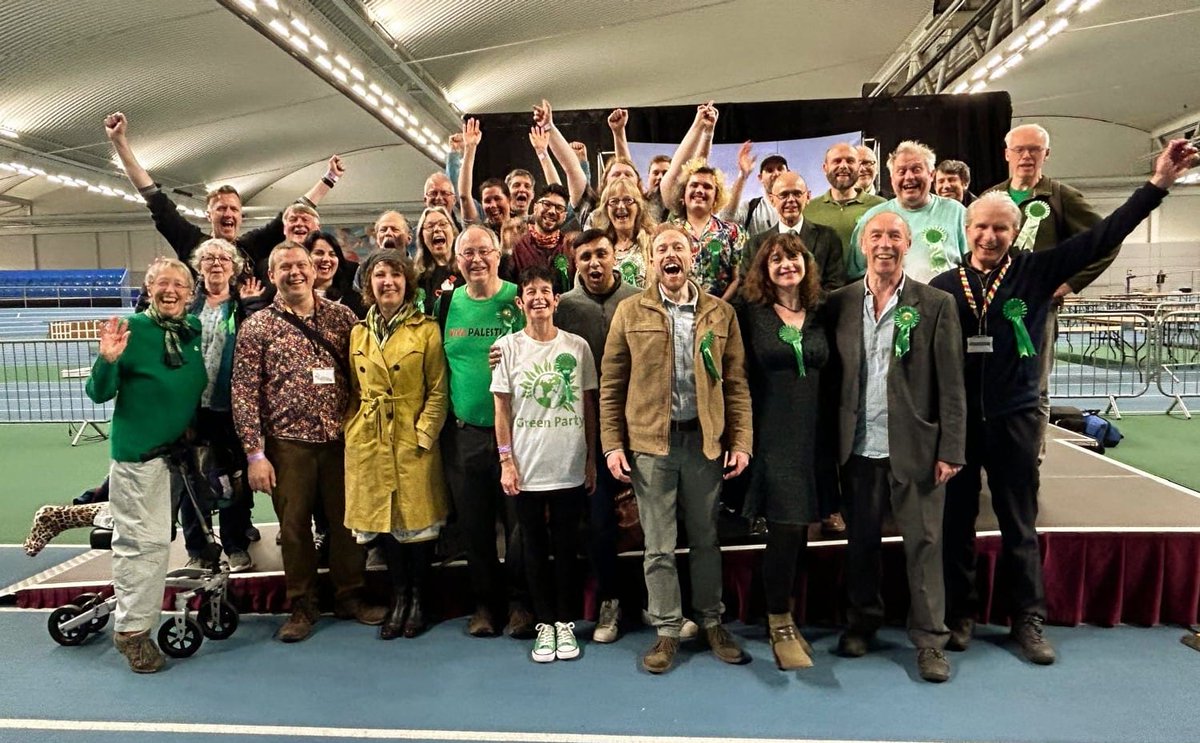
[6,425,1200,628]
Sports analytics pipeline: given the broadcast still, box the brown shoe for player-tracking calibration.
[334,597,388,626]
[467,606,498,637]
[768,613,813,670]
[641,635,680,674]
[113,630,164,673]
[505,605,536,639]
[820,512,847,537]
[278,599,319,642]
[705,624,747,664]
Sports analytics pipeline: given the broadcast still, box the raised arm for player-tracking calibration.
[720,140,757,222]
[660,101,717,212]
[103,113,153,190]
[608,108,634,164]
[300,155,345,207]
[529,127,561,186]
[458,118,482,224]
[533,100,588,208]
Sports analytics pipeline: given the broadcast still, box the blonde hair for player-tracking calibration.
[145,256,195,291]
[671,158,730,215]
[887,140,937,172]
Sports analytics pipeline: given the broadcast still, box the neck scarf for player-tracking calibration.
[368,302,420,345]
[529,223,561,249]
[146,305,197,368]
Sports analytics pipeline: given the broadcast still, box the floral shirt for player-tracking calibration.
[232,294,359,454]
[672,215,746,296]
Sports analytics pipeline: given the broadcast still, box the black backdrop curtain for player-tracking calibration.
[467,92,1012,196]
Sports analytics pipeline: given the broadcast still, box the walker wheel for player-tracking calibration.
[48,605,87,646]
[157,616,204,658]
[198,600,239,640]
[71,592,110,632]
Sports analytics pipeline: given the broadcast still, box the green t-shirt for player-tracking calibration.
[86,312,207,462]
[1008,187,1034,205]
[443,282,525,427]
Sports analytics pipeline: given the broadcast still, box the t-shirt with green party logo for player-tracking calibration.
[443,281,524,427]
[490,329,597,491]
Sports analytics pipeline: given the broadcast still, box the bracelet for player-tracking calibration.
[536,152,548,160]
[247,452,266,463]
[499,454,513,464]
[497,444,512,454]
[321,176,337,189]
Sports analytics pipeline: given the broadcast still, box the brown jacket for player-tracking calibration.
[599,280,752,460]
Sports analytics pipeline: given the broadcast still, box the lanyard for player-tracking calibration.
[958,258,1011,324]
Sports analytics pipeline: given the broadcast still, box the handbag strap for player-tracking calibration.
[271,307,351,380]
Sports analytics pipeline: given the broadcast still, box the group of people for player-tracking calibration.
[41,105,1195,679]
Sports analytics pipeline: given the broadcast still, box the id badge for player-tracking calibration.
[312,367,336,385]
[967,335,994,354]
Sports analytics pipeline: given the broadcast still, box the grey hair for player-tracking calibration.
[858,211,913,248]
[454,223,501,254]
[887,140,937,172]
[189,238,244,278]
[1005,123,1051,149]
[966,191,1022,230]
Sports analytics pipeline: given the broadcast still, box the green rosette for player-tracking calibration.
[923,226,950,271]
[704,239,723,280]
[893,305,920,358]
[1002,297,1037,358]
[777,324,806,377]
[553,253,569,288]
[619,260,639,286]
[413,287,427,313]
[699,329,721,382]
[554,352,579,403]
[496,303,518,335]
[1024,201,1050,221]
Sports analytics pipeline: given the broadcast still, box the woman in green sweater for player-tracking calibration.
[86,257,207,673]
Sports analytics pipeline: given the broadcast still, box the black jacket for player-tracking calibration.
[929,182,1166,419]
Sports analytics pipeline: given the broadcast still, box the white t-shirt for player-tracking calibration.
[490,329,598,491]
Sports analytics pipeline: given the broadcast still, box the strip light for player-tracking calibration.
[949,0,1103,95]
[1,157,211,216]
[230,0,449,161]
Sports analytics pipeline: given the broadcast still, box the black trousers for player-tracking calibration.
[514,487,584,624]
[943,407,1046,622]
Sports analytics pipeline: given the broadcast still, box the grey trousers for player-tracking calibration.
[841,455,949,650]
[109,458,175,634]
[630,430,724,638]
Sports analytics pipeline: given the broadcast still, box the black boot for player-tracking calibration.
[380,589,409,640]
[403,587,425,638]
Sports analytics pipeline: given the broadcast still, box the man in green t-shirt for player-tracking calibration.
[438,224,531,639]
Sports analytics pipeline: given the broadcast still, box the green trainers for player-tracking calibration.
[531,622,556,663]
[555,621,580,660]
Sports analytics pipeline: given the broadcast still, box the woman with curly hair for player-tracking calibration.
[735,232,832,672]
[590,178,656,288]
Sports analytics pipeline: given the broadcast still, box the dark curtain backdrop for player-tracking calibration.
[467,92,1012,195]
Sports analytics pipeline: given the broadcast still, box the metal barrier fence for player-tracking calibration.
[1054,295,1200,418]
[0,339,111,444]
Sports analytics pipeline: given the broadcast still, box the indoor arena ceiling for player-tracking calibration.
[0,0,1197,217]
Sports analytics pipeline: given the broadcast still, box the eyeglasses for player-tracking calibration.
[773,189,807,200]
[457,247,497,260]
[425,190,453,199]
[536,200,566,213]
[199,255,232,265]
[1007,145,1046,156]
[606,197,636,208]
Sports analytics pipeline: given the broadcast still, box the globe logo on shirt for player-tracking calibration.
[519,353,579,412]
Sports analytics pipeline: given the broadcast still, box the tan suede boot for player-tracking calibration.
[768,612,813,670]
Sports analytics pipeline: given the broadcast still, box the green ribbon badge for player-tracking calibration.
[704,239,723,280]
[496,303,518,335]
[893,305,920,358]
[553,253,569,288]
[699,329,721,382]
[1014,200,1050,252]
[777,324,806,377]
[923,227,951,271]
[619,260,639,286]
[413,287,427,312]
[1002,297,1037,357]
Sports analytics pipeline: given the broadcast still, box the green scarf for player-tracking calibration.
[145,306,197,368]
[369,302,420,345]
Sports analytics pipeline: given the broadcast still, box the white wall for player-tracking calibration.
[0,228,172,272]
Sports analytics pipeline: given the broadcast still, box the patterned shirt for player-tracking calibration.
[232,294,359,453]
[671,215,746,297]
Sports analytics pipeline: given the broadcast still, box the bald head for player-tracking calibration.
[856,145,878,192]
[423,172,457,211]
[859,212,911,281]
[768,171,810,227]
[374,210,410,250]
[823,143,859,192]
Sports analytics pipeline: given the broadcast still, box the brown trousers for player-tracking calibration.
[266,438,364,604]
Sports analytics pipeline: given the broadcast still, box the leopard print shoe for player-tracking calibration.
[23,503,104,556]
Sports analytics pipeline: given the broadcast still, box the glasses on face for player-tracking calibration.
[457,247,497,260]
[425,190,453,199]
[199,255,232,265]
[773,189,807,200]
[537,200,566,213]
[606,197,636,209]
[422,220,451,232]
[1008,145,1045,156]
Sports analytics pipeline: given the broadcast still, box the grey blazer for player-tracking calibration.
[824,277,967,485]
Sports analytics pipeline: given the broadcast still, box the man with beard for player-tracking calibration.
[931,140,1197,665]
[825,212,966,683]
[935,160,974,205]
[805,143,885,271]
[849,141,968,283]
[600,223,752,674]
[510,184,573,293]
[856,145,880,196]
[233,242,387,642]
[555,230,639,643]
[722,149,789,237]
[741,171,846,294]
[104,112,342,280]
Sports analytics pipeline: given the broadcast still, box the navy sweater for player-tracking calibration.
[929,182,1166,420]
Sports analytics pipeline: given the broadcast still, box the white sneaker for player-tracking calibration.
[531,623,557,663]
[593,599,620,644]
[555,621,580,660]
